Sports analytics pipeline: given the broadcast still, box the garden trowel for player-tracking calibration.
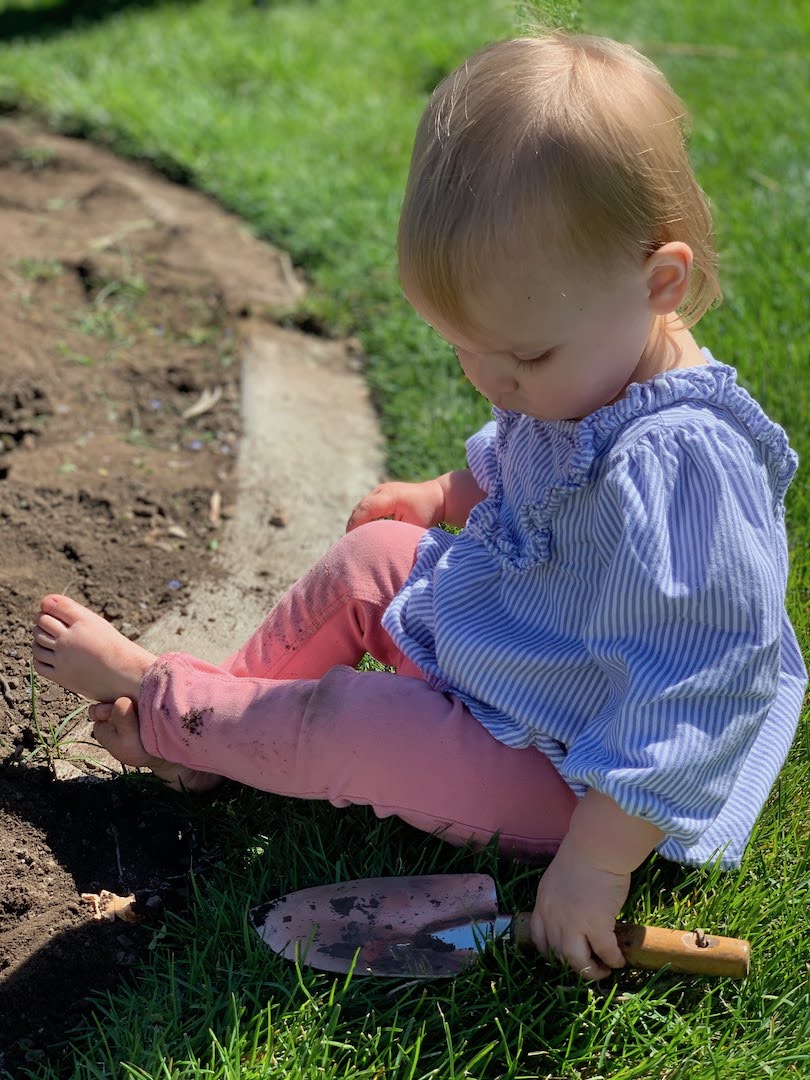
[250,873,750,979]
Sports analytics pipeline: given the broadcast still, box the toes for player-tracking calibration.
[32,643,57,666]
[40,594,86,626]
[91,719,115,751]
[35,613,66,638]
[90,698,137,726]
[32,627,57,650]
[91,697,147,768]
[110,697,139,723]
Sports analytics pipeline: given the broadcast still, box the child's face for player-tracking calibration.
[408,253,657,422]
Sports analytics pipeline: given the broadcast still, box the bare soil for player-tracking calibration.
[0,118,306,1075]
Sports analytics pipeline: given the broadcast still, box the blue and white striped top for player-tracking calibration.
[382,354,807,867]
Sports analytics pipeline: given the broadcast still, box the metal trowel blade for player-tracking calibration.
[250,873,502,978]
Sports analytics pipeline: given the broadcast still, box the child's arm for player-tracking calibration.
[346,469,487,532]
[531,790,664,979]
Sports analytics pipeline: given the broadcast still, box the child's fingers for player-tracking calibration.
[346,488,397,532]
[529,907,552,959]
[345,502,378,531]
[90,702,114,723]
[561,932,612,981]
[588,925,627,971]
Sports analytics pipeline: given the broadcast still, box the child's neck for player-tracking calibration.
[597,317,707,416]
[637,315,707,383]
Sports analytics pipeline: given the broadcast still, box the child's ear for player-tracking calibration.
[645,242,693,314]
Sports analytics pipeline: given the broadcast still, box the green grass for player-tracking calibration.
[1,0,808,1077]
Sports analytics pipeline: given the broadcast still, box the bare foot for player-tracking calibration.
[32,594,156,703]
[90,698,221,793]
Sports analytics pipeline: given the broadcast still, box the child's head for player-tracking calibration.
[398,32,720,346]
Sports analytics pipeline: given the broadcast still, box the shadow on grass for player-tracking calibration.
[0,0,202,44]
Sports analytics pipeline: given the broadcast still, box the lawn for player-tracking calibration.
[1,0,808,1076]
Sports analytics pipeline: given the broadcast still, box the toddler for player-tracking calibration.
[32,32,806,980]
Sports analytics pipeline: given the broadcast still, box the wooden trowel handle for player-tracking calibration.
[511,914,750,978]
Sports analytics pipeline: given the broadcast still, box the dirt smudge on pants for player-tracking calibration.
[181,706,213,736]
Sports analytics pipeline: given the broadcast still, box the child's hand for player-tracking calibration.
[346,480,445,532]
[530,836,631,980]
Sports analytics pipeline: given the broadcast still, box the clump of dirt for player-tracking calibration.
[0,118,302,1076]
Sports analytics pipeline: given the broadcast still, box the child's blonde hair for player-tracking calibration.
[398,32,721,328]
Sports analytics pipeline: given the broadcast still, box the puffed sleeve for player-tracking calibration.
[562,424,788,853]
[465,419,498,495]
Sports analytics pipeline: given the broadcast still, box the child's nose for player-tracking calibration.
[462,355,517,397]
[483,370,519,399]
[456,353,518,405]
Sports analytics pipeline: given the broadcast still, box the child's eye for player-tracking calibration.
[514,349,554,369]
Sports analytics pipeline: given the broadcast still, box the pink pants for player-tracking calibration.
[138,521,576,859]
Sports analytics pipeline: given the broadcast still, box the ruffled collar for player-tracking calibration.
[466,355,797,571]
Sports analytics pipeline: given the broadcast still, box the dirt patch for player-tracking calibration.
[0,769,204,1076]
[0,118,308,1075]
